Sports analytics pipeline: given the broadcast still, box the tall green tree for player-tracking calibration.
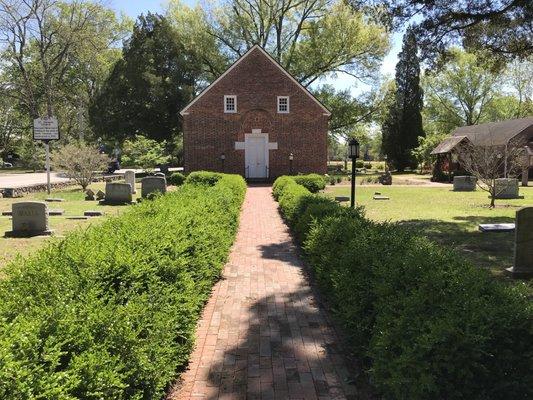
[89,13,201,142]
[382,27,424,171]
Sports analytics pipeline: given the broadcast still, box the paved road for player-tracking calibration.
[0,167,183,189]
[0,172,71,188]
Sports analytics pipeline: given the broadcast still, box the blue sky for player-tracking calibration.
[110,0,402,95]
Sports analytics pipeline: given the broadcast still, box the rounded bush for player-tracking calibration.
[168,172,186,186]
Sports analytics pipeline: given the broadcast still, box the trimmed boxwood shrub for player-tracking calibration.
[293,174,326,193]
[185,171,223,186]
[168,172,186,186]
[0,174,246,399]
[272,175,533,400]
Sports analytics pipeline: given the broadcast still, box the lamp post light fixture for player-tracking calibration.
[220,153,226,172]
[348,138,360,208]
[289,152,294,175]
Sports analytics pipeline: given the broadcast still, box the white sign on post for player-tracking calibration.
[33,117,60,141]
[33,117,59,195]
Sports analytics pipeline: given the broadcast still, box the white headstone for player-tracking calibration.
[141,176,167,198]
[5,201,52,237]
[124,170,136,194]
[105,182,132,204]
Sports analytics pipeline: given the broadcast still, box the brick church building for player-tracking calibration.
[180,45,330,179]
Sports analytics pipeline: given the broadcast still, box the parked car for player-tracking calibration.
[2,162,13,168]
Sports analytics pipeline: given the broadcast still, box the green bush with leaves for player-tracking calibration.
[185,171,223,186]
[121,135,170,170]
[168,172,186,186]
[0,174,246,399]
[272,176,533,400]
[292,174,326,193]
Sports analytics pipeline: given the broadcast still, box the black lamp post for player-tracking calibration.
[289,152,294,175]
[348,138,360,208]
[220,153,226,172]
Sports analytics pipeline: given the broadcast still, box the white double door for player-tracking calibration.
[245,133,268,179]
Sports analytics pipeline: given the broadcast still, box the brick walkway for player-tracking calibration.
[169,185,358,400]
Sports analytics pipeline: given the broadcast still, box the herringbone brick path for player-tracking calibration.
[169,185,358,400]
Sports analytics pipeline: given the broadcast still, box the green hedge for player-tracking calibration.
[0,174,246,399]
[292,174,326,193]
[185,171,223,186]
[167,172,186,186]
[273,176,533,400]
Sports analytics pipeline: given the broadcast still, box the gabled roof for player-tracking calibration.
[180,45,331,116]
[431,135,470,155]
[451,116,533,146]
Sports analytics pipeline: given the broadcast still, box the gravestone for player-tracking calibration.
[453,176,477,191]
[5,201,52,237]
[141,176,167,198]
[378,171,392,185]
[84,210,104,217]
[373,195,390,200]
[507,206,533,278]
[479,223,515,232]
[104,182,132,204]
[85,189,95,201]
[495,178,519,199]
[334,196,350,202]
[48,209,64,216]
[96,190,105,200]
[45,198,64,202]
[124,170,136,194]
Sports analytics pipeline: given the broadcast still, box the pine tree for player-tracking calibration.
[382,27,425,171]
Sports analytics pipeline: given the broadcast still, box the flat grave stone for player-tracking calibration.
[84,210,104,217]
[141,176,167,198]
[66,216,89,220]
[2,211,12,216]
[45,198,64,202]
[373,195,390,200]
[49,209,64,216]
[334,196,350,202]
[104,182,132,204]
[453,176,477,191]
[507,206,533,278]
[478,223,515,232]
[124,170,137,194]
[5,201,52,237]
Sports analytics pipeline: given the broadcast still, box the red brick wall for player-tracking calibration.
[182,47,328,178]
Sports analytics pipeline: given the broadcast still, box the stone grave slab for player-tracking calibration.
[84,210,104,217]
[2,211,12,216]
[141,176,167,198]
[49,209,64,216]
[334,196,350,202]
[507,207,533,278]
[453,176,477,191]
[104,182,132,204]
[45,198,64,202]
[478,223,515,232]
[66,216,89,220]
[96,190,105,200]
[124,170,137,194]
[373,195,390,200]
[5,201,52,237]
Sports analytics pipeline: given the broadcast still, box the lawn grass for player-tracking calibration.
[0,181,143,268]
[325,184,533,282]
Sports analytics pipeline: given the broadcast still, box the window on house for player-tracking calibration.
[224,95,237,113]
[277,96,289,113]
